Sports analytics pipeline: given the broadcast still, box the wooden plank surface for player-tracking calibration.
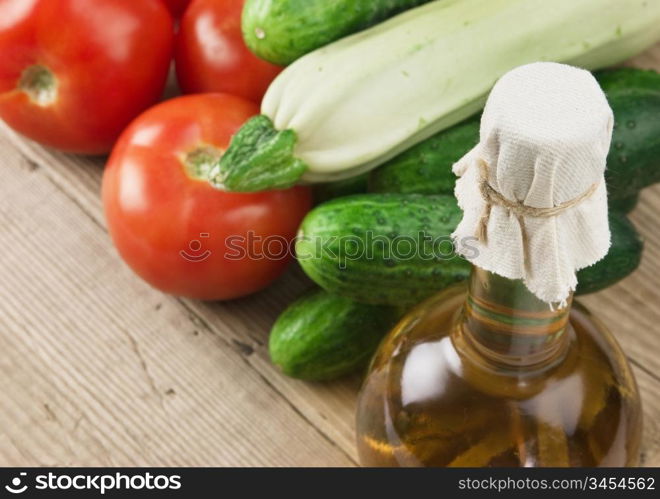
[0,44,659,467]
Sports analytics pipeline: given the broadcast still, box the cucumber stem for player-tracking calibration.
[209,115,308,192]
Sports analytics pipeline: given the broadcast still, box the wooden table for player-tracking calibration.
[1,46,659,468]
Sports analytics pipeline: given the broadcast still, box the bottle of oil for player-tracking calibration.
[355,268,642,466]
[355,63,642,467]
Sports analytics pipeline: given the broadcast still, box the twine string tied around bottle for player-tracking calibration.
[476,159,600,242]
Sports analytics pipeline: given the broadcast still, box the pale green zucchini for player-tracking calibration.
[212,0,660,191]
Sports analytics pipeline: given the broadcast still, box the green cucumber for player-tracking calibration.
[609,193,640,214]
[600,68,660,201]
[369,69,660,207]
[296,194,471,306]
[269,289,401,381]
[242,0,433,66]
[368,115,479,195]
[273,214,642,382]
[576,211,643,295]
[297,194,644,306]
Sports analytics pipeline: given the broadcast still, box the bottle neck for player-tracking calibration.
[460,267,572,370]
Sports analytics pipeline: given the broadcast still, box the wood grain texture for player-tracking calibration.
[0,132,353,467]
[0,43,659,467]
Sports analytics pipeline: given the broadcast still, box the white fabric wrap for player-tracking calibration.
[452,62,614,306]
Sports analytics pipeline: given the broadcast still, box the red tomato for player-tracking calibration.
[161,0,191,17]
[102,94,312,301]
[0,0,173,154]
[174,0,281,103]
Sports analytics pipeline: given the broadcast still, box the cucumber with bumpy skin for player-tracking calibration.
[296,195,643,306]
[242,0,433,66]
[296,194,471,306]
[601,68,660,201]
[368,115,479,196]
[269,289,401,381]
[369,68,660,210]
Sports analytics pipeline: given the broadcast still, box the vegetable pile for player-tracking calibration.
[213,0,660,191]
[1,0,659,381]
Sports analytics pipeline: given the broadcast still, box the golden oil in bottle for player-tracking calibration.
[356,268,642,467]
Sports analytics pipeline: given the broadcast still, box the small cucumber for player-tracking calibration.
[242,0,433,65]
[269,289,400,381]
[296,194,471,306]
[369,69,660,207]
[297,194,644,306]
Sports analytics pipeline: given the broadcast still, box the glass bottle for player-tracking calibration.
[356,267,642,467]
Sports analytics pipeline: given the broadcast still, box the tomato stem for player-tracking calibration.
[183,145,225,182]
[19,65,58,106]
